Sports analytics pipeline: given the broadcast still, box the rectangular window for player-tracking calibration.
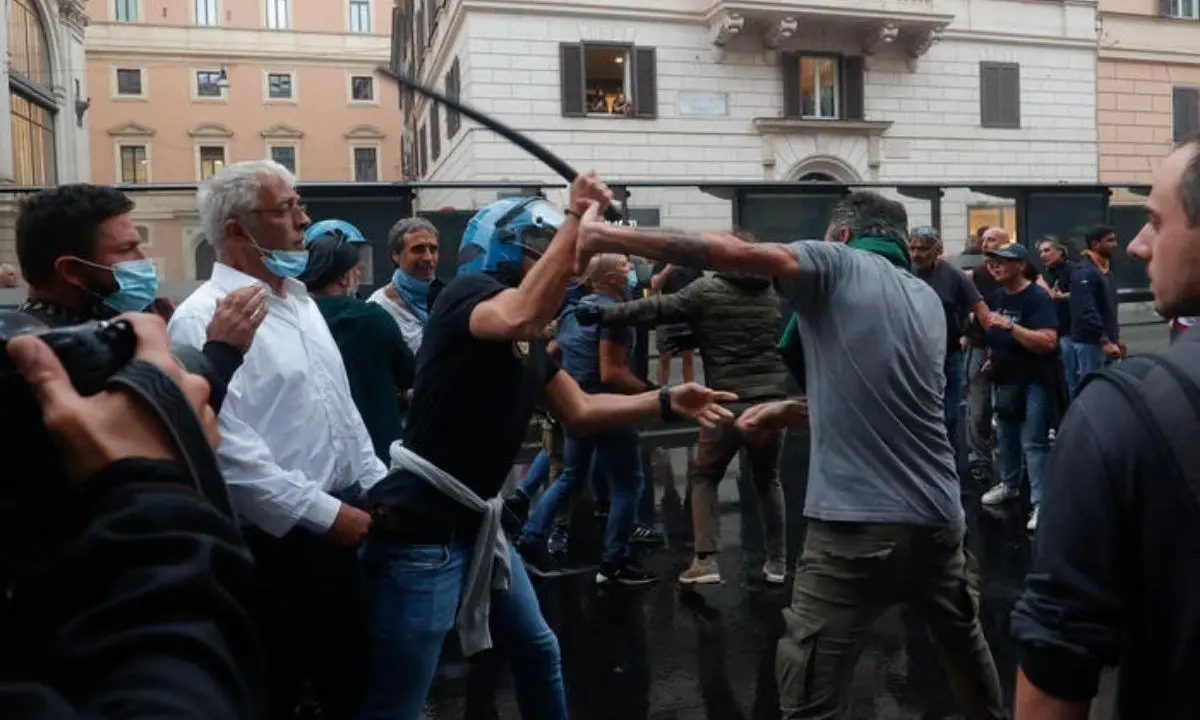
[119,145,149,184]
[445,58,462,138]
[1171,0,1200,19]
[781,53,863,121]
[798,56,839,119]
[266,0,289,29]
[967,206,1019,244]
[195,70,224,98]
[195,0,218,25]
[116,68,143,96]
[559,44,657,118]
[353,147,378,182]
[350,75,376,102]
[199,145,226,180]
[1174,86,1200,141]
[269,145,297,174]
[267,73,293,100]
[980,62,1021,129]
[114,0,137,22]
[350,0,370,33]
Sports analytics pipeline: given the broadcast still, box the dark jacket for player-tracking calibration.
[314,295,415,462]
[597,272,788,406]
[1070,256,1120,345]
[0,459,263,719]
[1043,259,1075,340]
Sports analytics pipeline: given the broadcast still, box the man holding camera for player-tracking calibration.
[0,313,263,719]
[12,184,266,411]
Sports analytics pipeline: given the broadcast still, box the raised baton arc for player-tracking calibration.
[376,65,624,223]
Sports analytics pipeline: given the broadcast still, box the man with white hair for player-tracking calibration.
[168,159,386,720]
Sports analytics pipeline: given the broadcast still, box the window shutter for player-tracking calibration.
[430,104,442,161]
[781,53,801,118]
[979,63,998,126]
[390,6,404,72]
[632,46,658,118]
[1160,0,1173,16]
[1001,64,1021,128]
[417,125,428,178]
[1173,87,1200,141]
[445,59,461,138]
[841,56,865,120]
[560,44,586,117]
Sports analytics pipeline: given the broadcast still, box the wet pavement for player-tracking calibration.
[425,321,1167,719]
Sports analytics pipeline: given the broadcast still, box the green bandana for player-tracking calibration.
[847,235,911,271]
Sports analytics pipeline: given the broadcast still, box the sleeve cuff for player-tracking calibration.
[295,491,342,535]
[1018,642,1103,703]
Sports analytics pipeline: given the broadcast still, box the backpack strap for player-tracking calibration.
[1079,353,1200,517]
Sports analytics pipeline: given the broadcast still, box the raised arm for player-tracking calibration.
[597,279,706,327]
[469,173,613,341]
[575,203,800,278]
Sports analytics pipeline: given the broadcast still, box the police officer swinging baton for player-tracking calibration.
[376,65,625,223]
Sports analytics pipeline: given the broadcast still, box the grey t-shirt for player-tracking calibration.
[787,241,963,528]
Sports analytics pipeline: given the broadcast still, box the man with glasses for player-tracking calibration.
[169,160,386,720]
[910,226,991,447]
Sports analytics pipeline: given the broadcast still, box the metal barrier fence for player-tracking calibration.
[0,179,1155,304]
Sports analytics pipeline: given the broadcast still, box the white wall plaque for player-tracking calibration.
[677,90,729,118]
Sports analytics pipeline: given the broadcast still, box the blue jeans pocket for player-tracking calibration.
[386,543,452,571]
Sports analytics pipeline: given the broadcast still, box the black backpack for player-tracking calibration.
[1075,346,1200,514]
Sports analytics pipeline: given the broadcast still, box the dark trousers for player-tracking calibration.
[245,527,369,720]
[777,520,1005,720]
[691,422,785,560]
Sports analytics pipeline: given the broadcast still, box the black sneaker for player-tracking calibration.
[631,523,664,545]
[596,560,659,587]
[516,537,592,580]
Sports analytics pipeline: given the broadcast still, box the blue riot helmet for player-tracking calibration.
[304,219,366,247]
[457,196,564,277]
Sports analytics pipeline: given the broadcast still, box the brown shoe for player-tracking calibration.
[678,555,721,585]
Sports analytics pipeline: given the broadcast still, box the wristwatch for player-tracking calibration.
[659,386,681,423]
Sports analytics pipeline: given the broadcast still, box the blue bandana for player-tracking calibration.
[392,268,430,325]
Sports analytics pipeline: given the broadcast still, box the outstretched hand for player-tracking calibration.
[668,383,738,429]
[736,399,808,444]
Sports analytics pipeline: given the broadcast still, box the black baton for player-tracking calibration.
[376,65,624,223]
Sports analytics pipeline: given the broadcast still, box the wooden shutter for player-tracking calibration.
[430,105,441,161]
[632,46,658,118]
[781,53,801,118]
[1174,87,1200,141]
[980,62,1020,128]
[841,56,865,120]
[417,125,428,178]
[560,43,586,117]
[389,5,404,73]
[445,59,461,137]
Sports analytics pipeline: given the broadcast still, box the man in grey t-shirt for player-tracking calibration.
[573,191,1005,720]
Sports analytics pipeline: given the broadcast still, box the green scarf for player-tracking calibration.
[847,235,911,271]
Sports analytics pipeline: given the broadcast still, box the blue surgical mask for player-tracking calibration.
[105,259,160,312]
[71,257,160,313]
[248,234,309,279]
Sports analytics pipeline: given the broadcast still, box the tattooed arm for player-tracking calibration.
[575,204,801,278]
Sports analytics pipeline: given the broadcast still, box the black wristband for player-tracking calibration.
[659,386,681,423]
[564,208,582,220]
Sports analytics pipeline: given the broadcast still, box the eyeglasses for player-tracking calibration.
[249,196,307,216]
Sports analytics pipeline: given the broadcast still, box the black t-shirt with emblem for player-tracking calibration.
[366,273,561,523]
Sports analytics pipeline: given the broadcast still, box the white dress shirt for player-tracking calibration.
[367,285,424,356]
[168,263,387,537]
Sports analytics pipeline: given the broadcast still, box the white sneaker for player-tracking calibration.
[1026,505,1039,531]
[981,483,1019,506]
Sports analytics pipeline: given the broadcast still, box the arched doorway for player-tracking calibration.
[194,239,215,280]
[8,0,57,185]
[798,171,837,182]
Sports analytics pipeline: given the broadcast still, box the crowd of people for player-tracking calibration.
[2,134,1200,720]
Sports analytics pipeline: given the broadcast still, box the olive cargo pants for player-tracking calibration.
[777,520,1005,720]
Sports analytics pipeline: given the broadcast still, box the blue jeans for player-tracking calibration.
[355,539,567,720]
[1075,342,1107,383]
[1059,337,1078,399]
[996,382,1051,506]
[518,449,607,500]
[943,350,964,447]
[523,428,644,565]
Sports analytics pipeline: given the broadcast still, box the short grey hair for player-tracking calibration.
[827,191,908,246]
[198,159,297,248]
[1177,134,1200,227]
[387,216,438,255]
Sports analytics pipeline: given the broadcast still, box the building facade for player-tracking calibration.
[1098,0,1200,184]
[0,0,92,264]
[394,0,1099,250]
[85,0,399,281]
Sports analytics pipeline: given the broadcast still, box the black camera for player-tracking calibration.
[0,312,137,395]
